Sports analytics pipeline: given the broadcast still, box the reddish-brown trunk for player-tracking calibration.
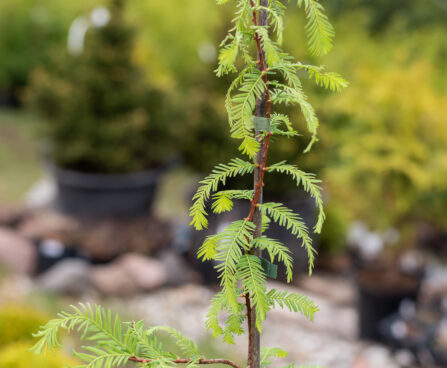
[246,1,270,368]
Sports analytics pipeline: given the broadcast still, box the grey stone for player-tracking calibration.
[159,251,202,286]
[90,253,168,296]
[353,346,399,368]
[0,205,25,227]
[90,263,138,296]
[298,273,355,305]
[121,253,168,291]
[18,210,79,241]
[0,227,36,274]
[36,259,93,295]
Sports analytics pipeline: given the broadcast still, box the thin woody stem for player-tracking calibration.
[250,0,272,118]
[246,1,271,368]
[247,132,271,222]
[129,357,242,368]
[247,0,272,224]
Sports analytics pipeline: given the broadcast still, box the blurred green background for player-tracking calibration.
[1,0,446,249]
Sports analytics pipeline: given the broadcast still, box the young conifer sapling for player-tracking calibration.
[31,1,346,367]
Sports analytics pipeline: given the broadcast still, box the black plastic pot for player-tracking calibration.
[0,87,20,107]
[53,166,163,218]
[357,269,422,342]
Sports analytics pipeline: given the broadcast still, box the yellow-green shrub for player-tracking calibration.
[0,305,48,345]
[0,342,77,368]
[320,54,447,243]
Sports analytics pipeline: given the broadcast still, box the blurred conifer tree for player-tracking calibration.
[28,0,172,173]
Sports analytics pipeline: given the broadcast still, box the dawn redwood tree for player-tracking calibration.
[31,1,346,367]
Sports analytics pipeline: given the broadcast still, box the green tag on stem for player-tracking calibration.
[260,257,277,279]
[252,116,271,132]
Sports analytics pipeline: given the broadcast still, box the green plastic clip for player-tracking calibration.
[260,257,278,279]
[252,116,271,132]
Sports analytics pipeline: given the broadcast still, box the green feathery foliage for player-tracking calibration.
[266,289,319,320]
[268,162,325,233]
[260,347,289,367]
[190,159,254,230]
[260,348,324,368]
[237,255,270,329]
[251,236,294,282]
[212,190,254,214]
[228,69,266,157]
[297,0,335,56]
[32,1,344,368]
[30,303,204,368]
[259,202,316,273]
[213,220,256,310]
[294,63,348,92]
[190,158,254,230]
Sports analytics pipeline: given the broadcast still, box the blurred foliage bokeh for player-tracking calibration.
[0,0,446,248]
[0,305,48,345]
[0,0,97,103]
[0,342,77,368]
[316,1,447,247]
[0,304,79,367]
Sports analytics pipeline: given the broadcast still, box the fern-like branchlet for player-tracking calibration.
[259,202,316,274]
[297,0,335,56]
[190,159,254,230]
[31,304,186,368]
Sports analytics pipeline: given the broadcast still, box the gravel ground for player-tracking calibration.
[0,273,417,368]
[124,278,413,368]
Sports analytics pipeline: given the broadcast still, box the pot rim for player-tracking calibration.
[51,164,164,190]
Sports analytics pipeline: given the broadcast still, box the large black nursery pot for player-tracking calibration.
[53,166,163,218]
[356,267,422,342]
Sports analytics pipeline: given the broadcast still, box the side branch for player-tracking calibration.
[129,357,242,368]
